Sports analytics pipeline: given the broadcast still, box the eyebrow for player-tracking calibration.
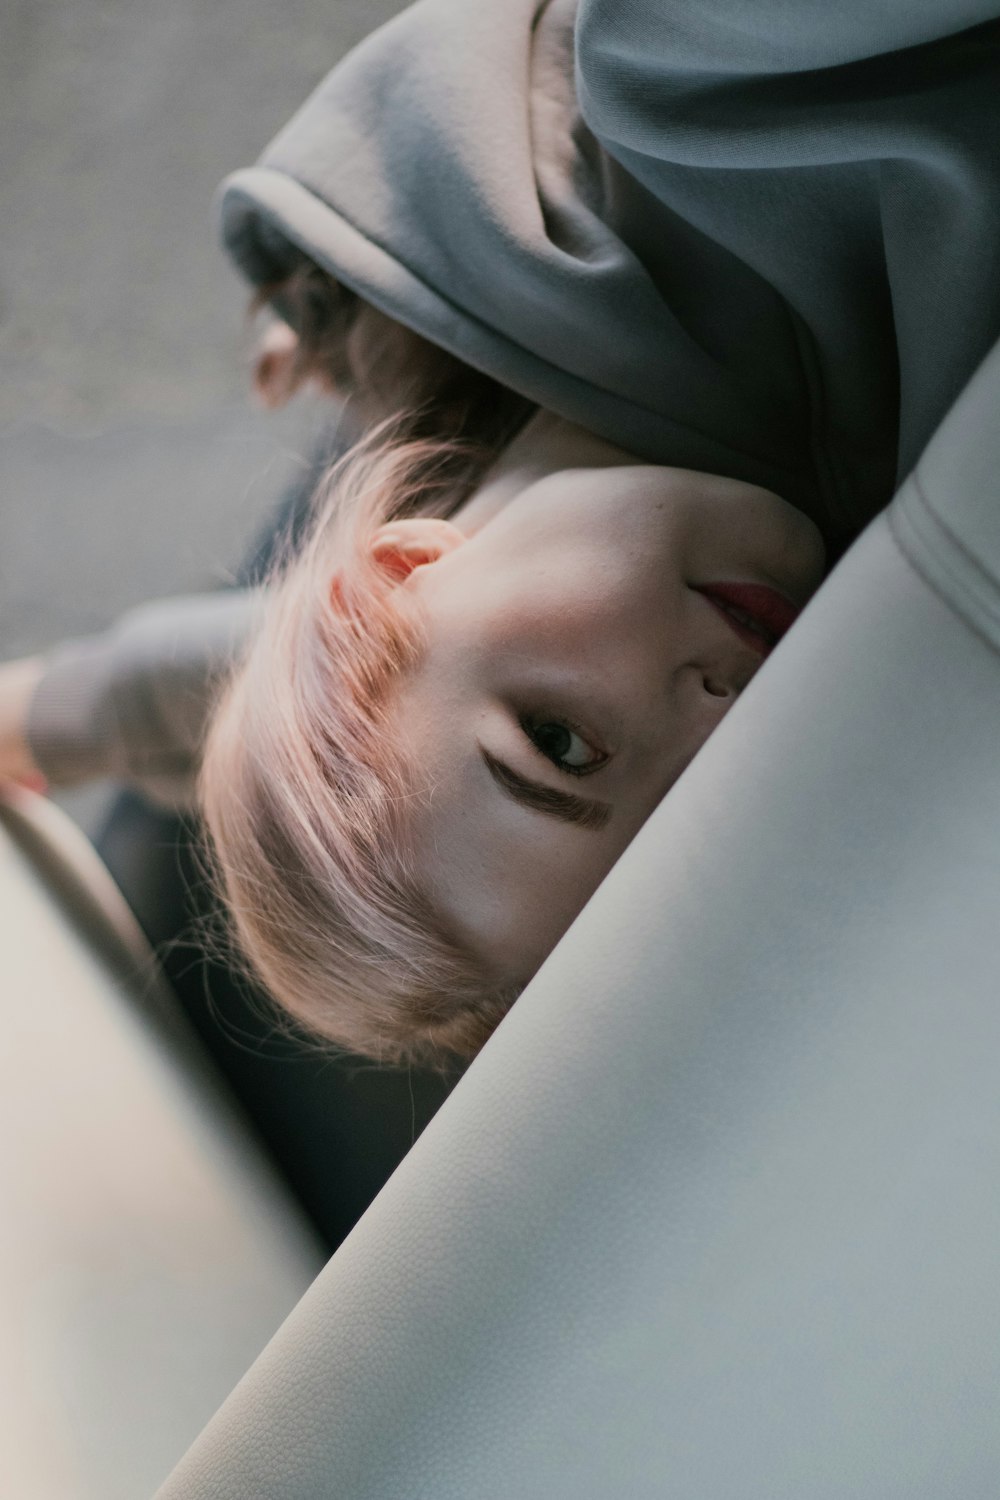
[480,747,612,832]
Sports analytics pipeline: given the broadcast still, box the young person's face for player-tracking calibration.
[375,460,825,988]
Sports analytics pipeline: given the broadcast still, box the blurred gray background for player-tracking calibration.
[0,0,401,828]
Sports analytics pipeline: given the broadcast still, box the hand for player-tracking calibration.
[0,656,48,792]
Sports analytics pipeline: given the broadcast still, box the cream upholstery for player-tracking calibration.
[155,337,1000,1498]
[0,790,324,1499]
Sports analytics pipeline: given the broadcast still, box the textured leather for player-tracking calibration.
[0,791,324,1499]
[157,339,1000,1498]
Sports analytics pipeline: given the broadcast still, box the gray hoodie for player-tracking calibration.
[27,0,1000,804]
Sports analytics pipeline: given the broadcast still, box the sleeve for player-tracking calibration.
[25,589,264,811]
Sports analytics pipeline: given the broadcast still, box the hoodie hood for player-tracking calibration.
[219,0,1000,549]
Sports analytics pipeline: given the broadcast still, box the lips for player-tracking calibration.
[695,582,801,657]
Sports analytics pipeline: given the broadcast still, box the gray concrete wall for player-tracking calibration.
[0,0,401,824]
[0,0,405,638]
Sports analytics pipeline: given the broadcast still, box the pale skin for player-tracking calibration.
[345,409,827,987]
[0,400,824,988]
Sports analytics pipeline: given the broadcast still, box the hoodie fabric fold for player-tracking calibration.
[220,0,1000,549]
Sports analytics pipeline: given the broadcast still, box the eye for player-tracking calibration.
[520,716,606,777]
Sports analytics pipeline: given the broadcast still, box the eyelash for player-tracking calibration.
[519,715,606,778]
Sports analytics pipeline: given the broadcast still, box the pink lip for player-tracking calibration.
[695,582,801,657]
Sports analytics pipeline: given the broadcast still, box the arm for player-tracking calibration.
[2,589,263,811]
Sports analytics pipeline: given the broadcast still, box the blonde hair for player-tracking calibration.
[198,427,523,1068]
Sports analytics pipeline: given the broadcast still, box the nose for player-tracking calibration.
[684,589,771,698]
[674,643,759,706]
[653,589,767,732]
[665,646,758,730]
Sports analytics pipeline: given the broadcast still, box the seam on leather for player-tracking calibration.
[887,475,1000,657]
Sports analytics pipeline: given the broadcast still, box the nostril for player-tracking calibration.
[703,677,731,699]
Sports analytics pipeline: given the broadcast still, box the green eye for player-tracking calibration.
[522,718,603,776]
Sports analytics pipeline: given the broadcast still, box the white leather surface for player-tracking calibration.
[0,792,325,1500]
[158,341,1000,1498]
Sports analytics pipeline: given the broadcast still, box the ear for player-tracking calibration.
[368,518,466,582]
[250,320,302,410]
[328,518,466,613]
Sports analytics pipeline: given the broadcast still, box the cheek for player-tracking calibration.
[489,801,665,980]
[476,577,657,666]
[466,839,618,984]
[415,781,625,984]
[422,532,681,670]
